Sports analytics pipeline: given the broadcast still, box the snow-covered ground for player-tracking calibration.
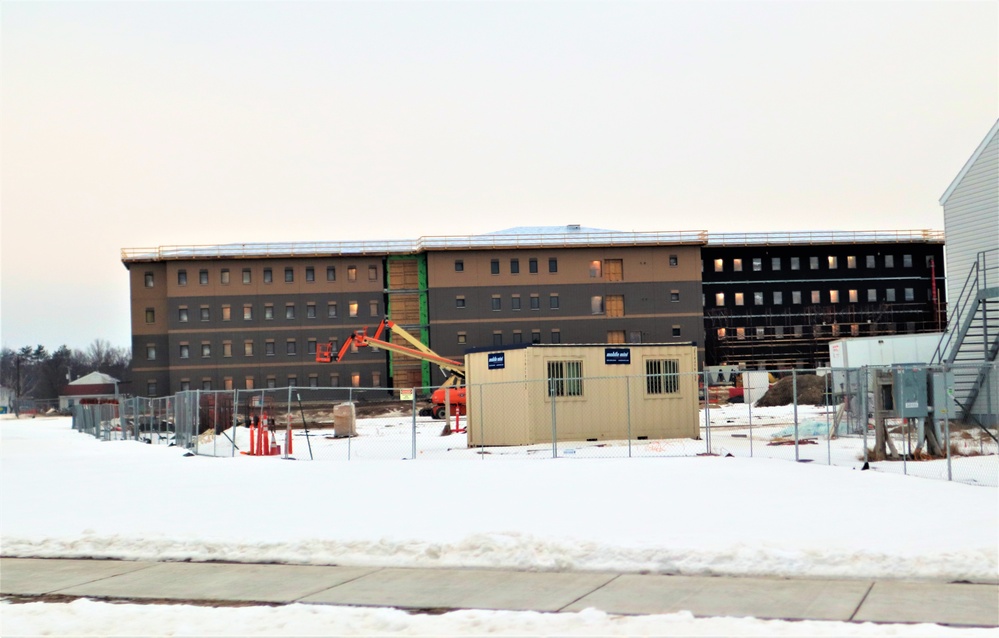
[2,415,997,637]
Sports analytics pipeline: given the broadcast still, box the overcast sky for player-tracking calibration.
[1,1,997,352]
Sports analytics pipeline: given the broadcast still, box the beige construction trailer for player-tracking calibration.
[464,343,699,446]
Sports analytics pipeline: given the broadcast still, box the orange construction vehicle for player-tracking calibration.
[317,319,466,420]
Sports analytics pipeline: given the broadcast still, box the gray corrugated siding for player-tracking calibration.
[942,129,999,420]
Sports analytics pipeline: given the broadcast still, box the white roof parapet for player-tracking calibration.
[122,230,708,263]
[706,229,944,246]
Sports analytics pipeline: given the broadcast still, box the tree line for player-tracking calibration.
[1,340,131,406]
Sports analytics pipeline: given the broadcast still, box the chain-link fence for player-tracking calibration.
[66,363,997,487]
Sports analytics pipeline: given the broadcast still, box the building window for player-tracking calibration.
[347,266,357,282]
[851,324,860,337]
[307,303,317,319]
[287,340,297,355]
[868,289,877,302]
[221,269,230,284]
[454,260,464,272]
[147,381,157,396]
[591,295,604,314]
[809,257,819,270]
[288,376,297,387]
[265,341,275,356]
[369,300,379,316]
[543,257,556,273]
[327,302,337,318]
[885,255,894,268]
[307,339,317,355]
[606,295,624,317]
[145,308,155,323]
[669,255,678,267]
[144,272,154,287]
[735,293,744,306]
[531,330,541,344]
[774,326,784,339]
[264,304,274,320]
[736,327,746,340]
[146,345,156,360]
[244,341,254,356]
[547,360,583,397]
[329,374,339,387]
[327,266,336,281]
[351,373,361,388]
[530,294,540,310]
[263,268,273,283]
[646,359,679,395]
[903,254,913,268]
[178,307,189,322]
[512,331,523,344]
[200,306,210,321]
[550,294,560,310]
[493,332,503,346]
[199,269,209,285]
[306,267,315,282]
[847,256,857,269]
[491,259,500,275]
[243,269,251,284]
[752,258,762,271]
[791,257,800,271]
[904,288,914,301]
[733,258,743,272]
[715,292,725,306]
[457,332,467,344]
[849,289,858,303]
[605,259,623,281]
[267,378,277,389]
[285,304,295,319]
[529,258,538,274]
[349,301,358,317]
[177,270,187,286]
[756,326,765,338]
[201,343,211,357]
[672,325,681,337]
[221,305,231,321]
[754,292,764,305]
[670,290,680,302]
[222,342,232,358]
[179,344,190,359]
[456,296,466,309]
[285,267,294,283]
[201,380,211,391]
[811,290,821,304]
[589,260,602,277]
[551,330,561,343]
[886,288,896,302]
[180,380,190,391]
[828,256,838,269]
[714,259,724,272]
[245,377,255,390]
[829,290,840,303]
[792,291,801,304]
[368,265,378,281]
[866,255,876,268]
[772,257,781,271]
[243,305,253,320]
[773,291,783,305]
[717,328,727,340]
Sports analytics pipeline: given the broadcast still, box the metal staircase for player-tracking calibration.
[932,249,999,424]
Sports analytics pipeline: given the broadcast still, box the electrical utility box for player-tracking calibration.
[892,366,929,418]
[930,370,957,421]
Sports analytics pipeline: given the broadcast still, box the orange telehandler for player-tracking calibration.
[316,319,467,420]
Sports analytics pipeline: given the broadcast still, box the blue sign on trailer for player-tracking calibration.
[488,352,505,370]
[605,347,631,364]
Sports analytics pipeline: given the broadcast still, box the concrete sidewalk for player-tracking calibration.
[2,557,997,627]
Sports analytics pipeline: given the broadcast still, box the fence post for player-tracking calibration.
[793,370,799,462]
[626,376,632,458]
[411,388,417,460]
[550,379,558,459]
[703,370,711,454]
[479,384,485,459]
[826,379,832,466]
[748,374,754,458]
[861,367,869,464]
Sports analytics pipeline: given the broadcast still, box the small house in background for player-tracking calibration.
[465,343,699,446]
[0,386,13,414]
[59,372,120,410]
